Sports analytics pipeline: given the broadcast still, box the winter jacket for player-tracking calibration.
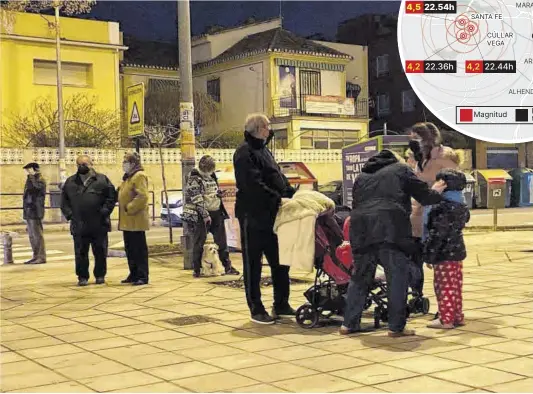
[233,131,295,230]
[423,195,470,265]
[23,173,46,220]
[411,145,459,238]
[182,169,229,225]
[350,150,442,255]
[118,169,150,232]
[61,170,116,236]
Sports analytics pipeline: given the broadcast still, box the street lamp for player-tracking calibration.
[54,3,67,187]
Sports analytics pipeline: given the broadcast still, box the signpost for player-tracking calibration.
[127,83,145,152]
[487,178,506,231]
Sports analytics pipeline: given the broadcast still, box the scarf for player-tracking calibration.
[422,190,464,242]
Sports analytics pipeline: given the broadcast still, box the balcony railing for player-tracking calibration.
[272,94,369,119]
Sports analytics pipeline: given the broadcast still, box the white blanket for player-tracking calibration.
[274,191,335,272]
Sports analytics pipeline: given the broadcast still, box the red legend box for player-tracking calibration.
[405,1,424,13]
[405,60,424,73]
[465,60,483,74]
[460,108,474,122]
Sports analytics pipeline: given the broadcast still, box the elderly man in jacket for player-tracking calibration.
[233,113,296,325]
[61,155,116,286]
[22,162,47,265]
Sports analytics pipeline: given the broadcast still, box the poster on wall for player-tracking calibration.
[278,66,296,108]
[305,96,355,116]
[342,139,379,207]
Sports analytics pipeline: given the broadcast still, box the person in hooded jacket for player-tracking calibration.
[233,113,296,325]
[61,155,116,286]
[182,155,240,278]
[340,150,446,337]
[424,169,470,329]
[22,162,47,265]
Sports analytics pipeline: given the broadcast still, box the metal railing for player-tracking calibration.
[0,191,156,223]
[272,95,369,119]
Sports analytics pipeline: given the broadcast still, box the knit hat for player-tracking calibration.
[436,168,467,191]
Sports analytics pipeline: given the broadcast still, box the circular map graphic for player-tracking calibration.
[398,0,533,143]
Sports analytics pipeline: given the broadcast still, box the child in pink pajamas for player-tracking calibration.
[423,169,470,329]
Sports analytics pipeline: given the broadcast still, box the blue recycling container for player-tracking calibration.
[508,168,533,207]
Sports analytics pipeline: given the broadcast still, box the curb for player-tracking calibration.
[465,225,533,232]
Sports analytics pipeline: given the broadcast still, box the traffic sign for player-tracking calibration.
[127,83,145,137]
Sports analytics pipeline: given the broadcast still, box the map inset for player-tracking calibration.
[398,0,533,143]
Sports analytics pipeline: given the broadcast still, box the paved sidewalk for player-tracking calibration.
[1,232,532,393]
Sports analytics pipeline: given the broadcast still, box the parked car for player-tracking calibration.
[160,191,183,227]
[318,180,343,206]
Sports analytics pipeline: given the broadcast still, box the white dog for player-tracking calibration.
[201,234,225,276]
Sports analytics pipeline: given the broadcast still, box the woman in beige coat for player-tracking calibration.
[409,122,460,295]
[118,152,150,286]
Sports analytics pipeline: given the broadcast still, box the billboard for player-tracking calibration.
[342,139,379,207]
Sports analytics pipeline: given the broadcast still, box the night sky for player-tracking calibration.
[86,1,401,42]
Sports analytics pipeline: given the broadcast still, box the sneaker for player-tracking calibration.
[133,279,148,286]
[427,319,454,329]
[95,277,105,285]
[225,267,240,276]
[31,260,46,265]
[271,305,296,319]
[251,313,275,325]
[455,320,466,327]
[388,328,416,337]
[78,279,89,287]
[24,258,36,265]
[121,276,135,284]
[339,325,360,335]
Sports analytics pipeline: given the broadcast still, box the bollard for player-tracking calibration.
[2,232,14,265]
[493,207,498,231]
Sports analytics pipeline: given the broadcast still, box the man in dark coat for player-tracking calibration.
[61,155,116,286]
[22,162,47,264]
[233,113,296,325]
[340,150,446,337]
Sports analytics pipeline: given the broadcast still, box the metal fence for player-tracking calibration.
[0,191,156,223]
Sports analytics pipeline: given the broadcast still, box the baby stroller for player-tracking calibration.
[295,211,430,329]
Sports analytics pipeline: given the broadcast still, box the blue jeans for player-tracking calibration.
[343,246,410,332]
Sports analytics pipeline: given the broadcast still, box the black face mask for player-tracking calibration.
[77,164,90,175]
[409,140,423,161]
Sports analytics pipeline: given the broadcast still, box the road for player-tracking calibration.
[1,226,182,265]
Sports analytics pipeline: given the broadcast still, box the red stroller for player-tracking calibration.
[295,211,430,329]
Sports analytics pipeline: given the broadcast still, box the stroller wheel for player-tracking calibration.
[408,298,417,313]
[295,304,320,329]
[422,298,430,315]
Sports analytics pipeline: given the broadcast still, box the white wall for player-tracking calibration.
[191,41,212,65]
[320,70,342,96]
[194,60,267,132]
[312,41,369,101]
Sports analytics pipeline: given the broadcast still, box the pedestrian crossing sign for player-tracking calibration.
[127,83,145,137]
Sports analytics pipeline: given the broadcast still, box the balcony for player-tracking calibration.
[272,94,369,119]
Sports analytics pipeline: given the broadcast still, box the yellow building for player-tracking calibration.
[0,11,126,142]
[192,18,370,149]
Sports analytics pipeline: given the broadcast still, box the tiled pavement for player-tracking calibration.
[1,231,532,393]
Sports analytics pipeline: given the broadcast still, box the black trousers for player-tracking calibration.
[74,232,108,280]
[123,231,149,282]
[239,217,290,316]
[343,245,410,332]
[410,237,425,295]
[192,210,231,274]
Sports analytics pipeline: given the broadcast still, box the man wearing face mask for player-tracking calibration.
[61,155,116,286]
[182,155,240,278]
[233,113,296,325]
[22,162,47,265]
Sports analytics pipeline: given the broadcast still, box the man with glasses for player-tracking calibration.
[233,113,296,324]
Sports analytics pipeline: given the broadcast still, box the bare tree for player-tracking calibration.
[144,125,180,244]
[1,94,121,148]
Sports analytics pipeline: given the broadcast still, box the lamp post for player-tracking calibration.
[54,3,66,186]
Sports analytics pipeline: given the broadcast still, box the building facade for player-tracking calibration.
[0,11,126,144]
[192,18,370,149]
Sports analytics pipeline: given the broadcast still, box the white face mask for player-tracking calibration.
[123,163,132,173]
[199,170,213,178]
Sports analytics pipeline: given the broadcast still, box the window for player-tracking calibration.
[33,60,92,87]
[487,148,519,169]
[298,129,360,149]
[402,89,416,112]
[376,55,389,77]
[377,93,391,117]
[299,70,321,96]
[207,78,220,102]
